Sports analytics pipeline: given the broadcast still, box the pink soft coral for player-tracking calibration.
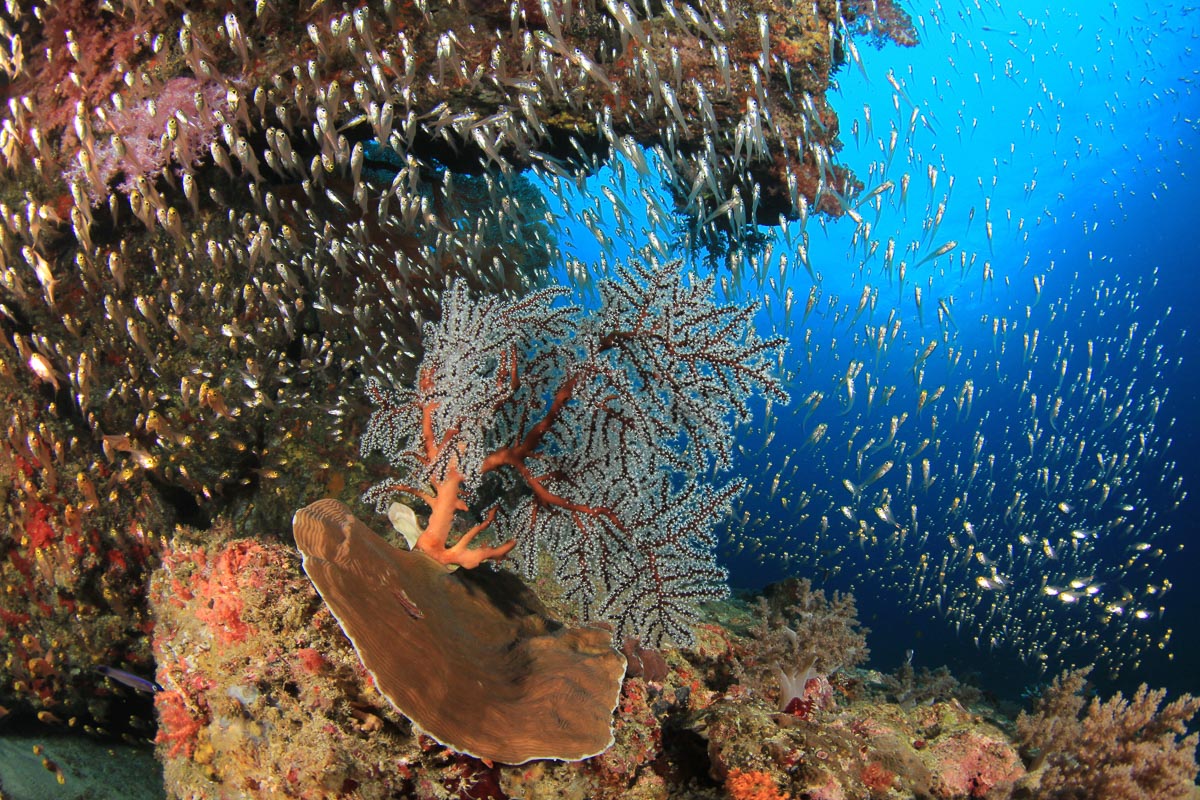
[65,76,229,201]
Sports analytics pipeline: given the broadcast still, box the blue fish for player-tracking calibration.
[95,666,162,694]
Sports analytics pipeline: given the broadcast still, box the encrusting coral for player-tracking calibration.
[150,524,421,798]
[725,768,791,800]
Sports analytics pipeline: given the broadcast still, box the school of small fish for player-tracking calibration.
[0,0,1191,685]
[534,0,1195,677]
[723,264,1184,676]
[701,1,1194,677]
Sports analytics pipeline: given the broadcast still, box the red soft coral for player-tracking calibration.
[155,688,207,760]
[192,541,268,645]
[10,0,154,138]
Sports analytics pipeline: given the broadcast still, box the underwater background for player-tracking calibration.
[540,0,1200,702]
[1,0,1199,796]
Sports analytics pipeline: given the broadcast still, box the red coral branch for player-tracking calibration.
[155,688,207,759]
[400,365,516,568]
[407,350,634,571]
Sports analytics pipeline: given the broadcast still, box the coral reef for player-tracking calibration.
[0,0,555,730]
[144,518,1042,800]
[725,768,790,800]
[0,0,916,732]
[842,0,921,49]
[1,2,1189,800]
[130,504,1195,800]
[880,662,983,711]
[929,729,1024,799]
[1014,667,1200,800]
[0,375,166,730]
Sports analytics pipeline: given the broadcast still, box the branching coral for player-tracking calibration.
[743,577,869,711]
[361,258,787,647]
[1016,667,1200,800]
[881,662,982,710]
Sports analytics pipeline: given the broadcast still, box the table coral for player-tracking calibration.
[294,499,627,765]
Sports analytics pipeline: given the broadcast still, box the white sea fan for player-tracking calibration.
[362,257,787,647]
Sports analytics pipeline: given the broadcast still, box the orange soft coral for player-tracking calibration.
[725,768,790,800]
[155,689,207,760]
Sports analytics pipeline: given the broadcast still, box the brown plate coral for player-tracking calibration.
[293,498,627,765]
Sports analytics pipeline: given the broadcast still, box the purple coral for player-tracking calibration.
[66,76,229,201]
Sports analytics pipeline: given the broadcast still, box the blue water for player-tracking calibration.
[534,0,1200,700]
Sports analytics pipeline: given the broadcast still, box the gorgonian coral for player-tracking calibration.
[361,257,788,647]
